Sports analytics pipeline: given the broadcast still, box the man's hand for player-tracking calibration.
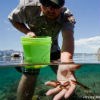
[45,64,80,100]
[26,32,36,37]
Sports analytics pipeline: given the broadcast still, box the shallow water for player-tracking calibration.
[0,54,100,100]
[0,65,100,100]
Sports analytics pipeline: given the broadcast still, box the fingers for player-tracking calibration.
[45,79,76,99]
[46,86,61,96]
[64,82,76,99]
[45,81,60,87]
[45,81,61,95]
[53,89,66,100]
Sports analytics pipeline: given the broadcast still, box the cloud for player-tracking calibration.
[75,36,100,53]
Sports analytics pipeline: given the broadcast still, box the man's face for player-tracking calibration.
[41,5,62,20]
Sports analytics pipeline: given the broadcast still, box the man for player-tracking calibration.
[8,0,80,100]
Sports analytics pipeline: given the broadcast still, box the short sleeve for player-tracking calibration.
[8,0,40,23]
[8,6,26,23]
[61,8,75,32]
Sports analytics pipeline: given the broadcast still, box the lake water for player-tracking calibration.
[0,54,100,100]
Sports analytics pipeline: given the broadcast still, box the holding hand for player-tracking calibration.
[26,31,36,37]
[45,64,80,100]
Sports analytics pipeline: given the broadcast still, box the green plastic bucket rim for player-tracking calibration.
[21,36,51,40]
[21,36,52,44]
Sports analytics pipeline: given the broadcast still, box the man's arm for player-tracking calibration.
[8,4,36,37]
[9,20,36,37]
[10,21,30,35]
[56,30,75,82]
[45,33,79,99]
[61,30,74,63]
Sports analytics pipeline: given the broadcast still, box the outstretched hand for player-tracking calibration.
[45,64,80,100]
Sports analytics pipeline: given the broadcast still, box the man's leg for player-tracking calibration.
[17,68,40,100]
[17,74,38,100]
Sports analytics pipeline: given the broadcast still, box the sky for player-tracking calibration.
[0,0,100,53]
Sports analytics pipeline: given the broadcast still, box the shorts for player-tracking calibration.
[15,50,60,75]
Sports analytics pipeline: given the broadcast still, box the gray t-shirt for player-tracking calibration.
[8,1,74,52]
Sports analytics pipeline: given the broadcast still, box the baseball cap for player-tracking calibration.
[39,0,65,8]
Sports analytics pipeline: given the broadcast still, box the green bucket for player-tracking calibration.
[21,36,52,66]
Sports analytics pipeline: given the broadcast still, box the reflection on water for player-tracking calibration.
[73,53,100,63]
[0,53,100,66]
[0,56,23,66]
[0,54,100,100]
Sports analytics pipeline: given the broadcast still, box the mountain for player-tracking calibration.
[0,50,21,57]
